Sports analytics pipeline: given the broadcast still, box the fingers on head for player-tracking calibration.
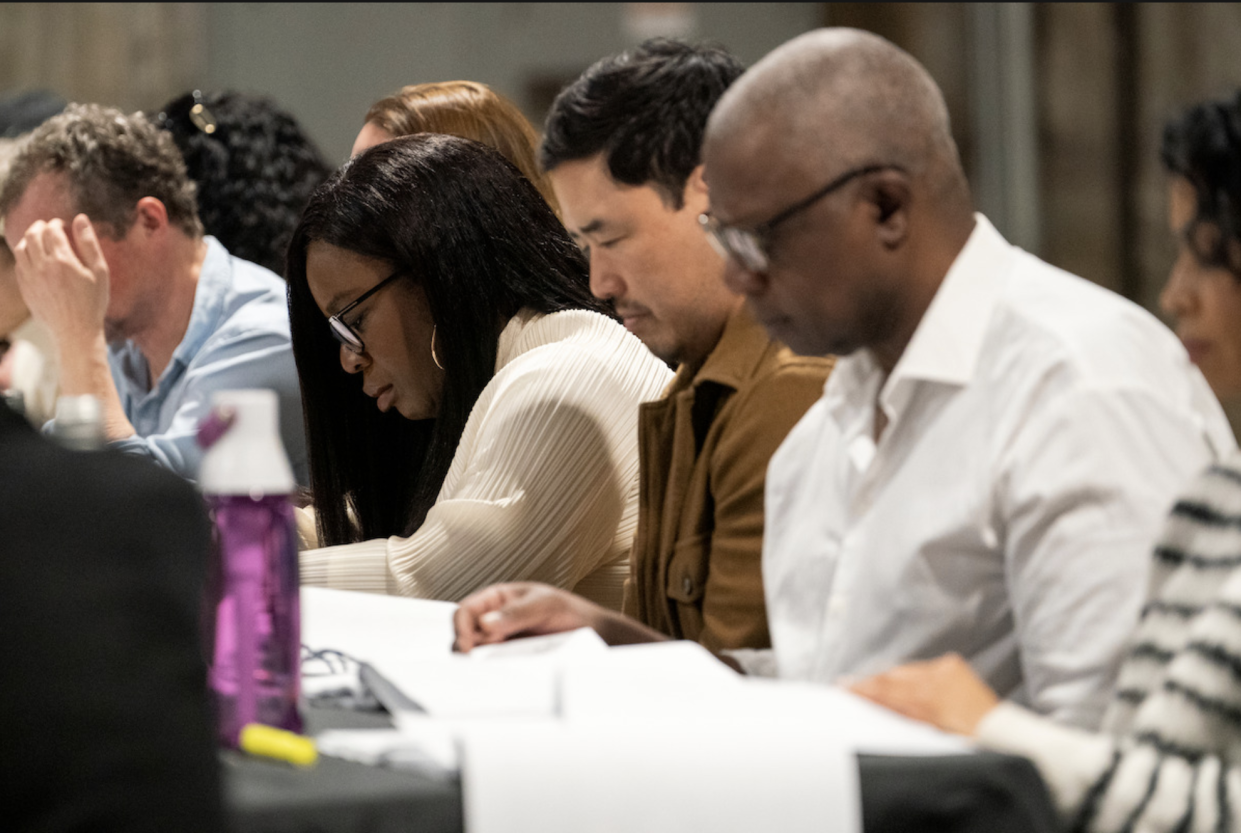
[16,221,46,259]
[40,218,65,243]
[73,215,104,261]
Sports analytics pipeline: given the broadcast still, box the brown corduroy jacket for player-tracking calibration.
[622,304,833,651]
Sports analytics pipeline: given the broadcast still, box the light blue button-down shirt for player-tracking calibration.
[107,237,308,485]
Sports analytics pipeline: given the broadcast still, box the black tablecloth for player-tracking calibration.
[858,752,1061,833]
[224,707,1063,833]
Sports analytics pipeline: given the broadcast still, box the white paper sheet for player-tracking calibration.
[301,585,456,665]
[461,716,861,833]
[302,588,966,833]
[555,641,969,756]
[302,588,607,718]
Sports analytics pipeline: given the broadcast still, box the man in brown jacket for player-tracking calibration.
[454,40,831,653]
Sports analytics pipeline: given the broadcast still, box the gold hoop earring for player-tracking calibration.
[431,325,444,371]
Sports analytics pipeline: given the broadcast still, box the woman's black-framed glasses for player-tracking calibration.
[327,270,404,354]
[699,163,904,274]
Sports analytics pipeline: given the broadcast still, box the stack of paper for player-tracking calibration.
[303,587,971,833]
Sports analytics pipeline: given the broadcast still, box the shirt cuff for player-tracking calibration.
[300,538,396,595]
[721,647,778,677]
[975,701,1114,817]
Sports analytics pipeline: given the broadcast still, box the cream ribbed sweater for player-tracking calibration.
[299,309,672,610]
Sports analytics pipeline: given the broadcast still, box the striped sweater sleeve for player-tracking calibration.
[977,458,1241,833]
[302,318,670,603]
[978,656,1241,833]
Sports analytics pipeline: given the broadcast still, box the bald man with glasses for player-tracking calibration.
[699,28,1235,730]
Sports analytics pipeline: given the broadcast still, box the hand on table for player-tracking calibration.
[848,653,1000,736]
[453,582,605,653]
[12,215,110,349]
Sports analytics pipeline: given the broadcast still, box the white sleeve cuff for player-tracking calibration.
[976,700,1116,817]
[299,538,398,595]
[722,648,779,677]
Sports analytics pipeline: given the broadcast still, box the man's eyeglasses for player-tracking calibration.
[328,270,404,355]
[699,163,903,274]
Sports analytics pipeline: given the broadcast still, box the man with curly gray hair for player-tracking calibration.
[0,103,307,482]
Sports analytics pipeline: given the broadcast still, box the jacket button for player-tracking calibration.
[682,576,693,596]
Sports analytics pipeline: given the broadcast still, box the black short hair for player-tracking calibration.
[1161,90,1241,276]
[286,134,612,546]
[540,38,745,208]
[154,91,331,277]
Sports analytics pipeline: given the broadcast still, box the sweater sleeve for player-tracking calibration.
[978,694,1241,832]
[301,342,664,602]
[975,702,1117,819]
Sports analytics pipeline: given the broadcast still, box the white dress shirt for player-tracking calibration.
[755,215,1235,729]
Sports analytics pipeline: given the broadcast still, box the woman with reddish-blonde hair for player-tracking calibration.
[351,80,559,213]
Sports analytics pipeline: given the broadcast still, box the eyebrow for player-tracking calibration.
[326,290,354,316]
[576,219,607,237]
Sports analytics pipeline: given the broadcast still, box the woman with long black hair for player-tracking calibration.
[287,133,671,607]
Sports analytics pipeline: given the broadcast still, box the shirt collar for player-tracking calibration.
[171,236,231,371]
[825,213,1011,421]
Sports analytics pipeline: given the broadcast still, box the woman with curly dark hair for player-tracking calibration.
[852,91,1241,831]
[1159,93,1241,404]
[154,90,331,276]
[288,133,670,606]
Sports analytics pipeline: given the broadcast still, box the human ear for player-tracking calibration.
[682,164,710,213]
[133,197,169,235]
[864,173,911,250]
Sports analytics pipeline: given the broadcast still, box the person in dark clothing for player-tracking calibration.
[0,401,222,832]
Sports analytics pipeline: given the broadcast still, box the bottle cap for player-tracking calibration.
[199,389,296,495]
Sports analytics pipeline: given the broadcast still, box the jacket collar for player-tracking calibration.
[666,302,771,396]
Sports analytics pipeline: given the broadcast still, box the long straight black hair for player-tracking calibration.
[286,133,613,546]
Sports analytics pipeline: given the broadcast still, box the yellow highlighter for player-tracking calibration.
[239,723,319,767]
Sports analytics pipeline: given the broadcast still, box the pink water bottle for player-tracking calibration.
[200,389,302,746]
